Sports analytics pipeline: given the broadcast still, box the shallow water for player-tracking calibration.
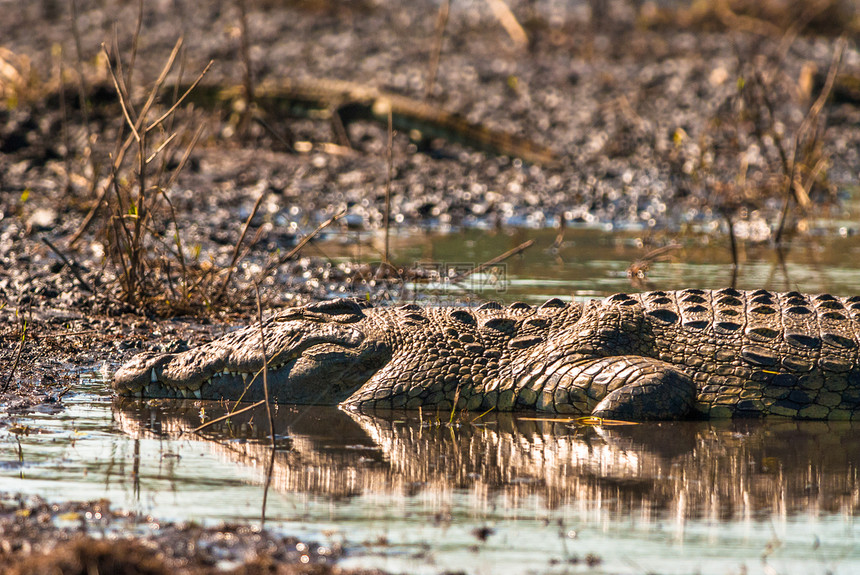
[2,378,858,574]
[322,224,860,304]
[4,227,860,574]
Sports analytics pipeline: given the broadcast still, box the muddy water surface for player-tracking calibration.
[3,228,860,574]
[324,223,860,304]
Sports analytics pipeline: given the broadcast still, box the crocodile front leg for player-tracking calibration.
[575,356,697,420]
[345,353,696,420]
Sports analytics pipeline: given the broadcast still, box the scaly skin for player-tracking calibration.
[113,289,860,420]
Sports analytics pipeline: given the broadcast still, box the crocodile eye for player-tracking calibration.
[275,311,330,323]
[274,312,305,322]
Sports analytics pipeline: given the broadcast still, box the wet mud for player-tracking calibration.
[0,494,385,575]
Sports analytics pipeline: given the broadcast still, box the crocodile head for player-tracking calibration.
[113,299,391,403]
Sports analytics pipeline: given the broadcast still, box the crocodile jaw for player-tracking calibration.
[112,319,380,403]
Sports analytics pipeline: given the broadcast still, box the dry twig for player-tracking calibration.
[383,109,394,267]
[41,237,94,294]
[451,239,534,282]
[425,0,450,100]
[214,191,267,305]
[255,209,346,284]
[255,284,277,526]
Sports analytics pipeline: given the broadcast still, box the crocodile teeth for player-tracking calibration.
[193,389,202,399]
[223,369,230,376]
[150,369,158,383]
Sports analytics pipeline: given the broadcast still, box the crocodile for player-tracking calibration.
[112,288,860,420]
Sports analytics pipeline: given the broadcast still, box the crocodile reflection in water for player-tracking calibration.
[113,400,860,518]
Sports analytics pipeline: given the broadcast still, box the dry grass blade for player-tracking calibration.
[1,306,31,393]
[516,417,575,422]
[261,441,277,527]
[255,284,275,446]
[516,416,639,426]
[164,122,205,190]
[67,130,137,248]
[425,0,450,100]
[137,38,184,131]
[187,400,266,435]
[776,0,840,60]
[750,67,791,178]
[484,0,528,50]
[627,243,681,282]
[775,37,845,243]
[102,43,140,142]
[383,108,394,267]
[145,132,177,165]
[448,383,461,424]
[451,239,534,282]
[214,191,267,305]
[801,37,845,135]
[255,283,276,526]
[573,416,639,426]
[41,237,94,294]
[712,0,782,37]
[110,26,131,117]
[154,189,190,302]
[126,0,144,89]
[146,59,213,133]
[470,405,495,423]
[796,156,830,201]
[256,208,346,283]
[2,330,26,393]
[725,212,739,288]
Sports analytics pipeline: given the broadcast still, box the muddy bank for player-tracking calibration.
[3,1,858,233]
[0,493,389,575]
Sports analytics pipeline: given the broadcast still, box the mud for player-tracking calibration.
[0,493,388,575]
